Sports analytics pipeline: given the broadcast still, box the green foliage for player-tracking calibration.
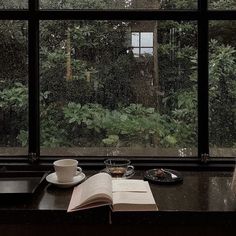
[0,82,28,146]
[40,0,159,9]
[40,0,110,9]
[64,103,105,132]
[102,135,119,147]
[209,0,236,10]
[63,103,178,147]
[161,0,197,9]
[0,82,27,110]
[209,40,236,146]
[172,90,197,146]
[40,20,132,108]
[0,0,27,9]
[0,21,27,84]
[17,130,28,147]
[40,116,68,148]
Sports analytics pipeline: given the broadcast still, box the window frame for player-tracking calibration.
[0,0,235,167]
[131,31,154,57]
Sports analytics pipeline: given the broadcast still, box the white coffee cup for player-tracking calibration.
[53,159,82,183]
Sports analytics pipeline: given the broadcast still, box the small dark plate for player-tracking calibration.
[144,169,183,185]
[0,171,48,200]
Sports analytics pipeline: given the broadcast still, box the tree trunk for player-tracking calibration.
[153,20,159,110]
[66,28,72,81]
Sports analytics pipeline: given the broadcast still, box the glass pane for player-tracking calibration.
[209,21,236,157]
[208,0,236,10]
[0,0,27,9]
[0,21,28,156]
[141,32,153,47]
[132,32,140,47]
[40,20,197,157]
[141,48,153,55]
[40,0,197,9]
[132,48,140,57]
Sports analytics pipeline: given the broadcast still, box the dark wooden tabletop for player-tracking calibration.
[0,170,235,226]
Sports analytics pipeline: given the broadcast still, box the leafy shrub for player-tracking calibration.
[63,103,178,147]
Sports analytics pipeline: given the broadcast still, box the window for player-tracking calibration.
[0,1,235,163]
[0,20,28,156]
[39,20,197,157]
[209,20,236,157]
[132,32,154,57]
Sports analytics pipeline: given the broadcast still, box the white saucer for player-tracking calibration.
[46,172,86,188]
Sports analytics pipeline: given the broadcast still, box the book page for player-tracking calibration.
[68,173,113,212]
[112,179,148,192]
[112,181,158,211]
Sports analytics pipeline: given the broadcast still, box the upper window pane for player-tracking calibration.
[0,21,28,156]
[132,33,139,47]
[40,20,197,157]
[140,32,153,47]
[40,0,197,9]
[208,0,236,10]
[0,0,27,9]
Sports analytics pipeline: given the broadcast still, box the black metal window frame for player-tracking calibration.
[0,0,236,167]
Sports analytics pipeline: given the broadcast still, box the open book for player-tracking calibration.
[67,173,158,212]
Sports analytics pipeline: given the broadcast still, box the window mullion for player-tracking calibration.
[28,0,40,161]
[198,0,209,160]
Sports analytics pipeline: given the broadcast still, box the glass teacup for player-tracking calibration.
[104,158,134,178]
